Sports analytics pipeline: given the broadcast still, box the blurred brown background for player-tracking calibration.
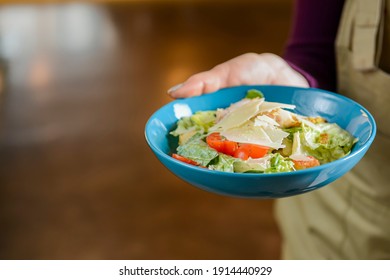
[0,0,293,259]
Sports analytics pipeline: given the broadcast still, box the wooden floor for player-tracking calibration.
[0,1,293,259]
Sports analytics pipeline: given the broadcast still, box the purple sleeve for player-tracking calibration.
[283,0,345,91]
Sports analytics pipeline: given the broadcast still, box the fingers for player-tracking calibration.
[167,52,309,98]
[168,66,227,98]
[167,53,270,98]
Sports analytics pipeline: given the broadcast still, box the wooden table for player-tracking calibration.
[0,0,292,259]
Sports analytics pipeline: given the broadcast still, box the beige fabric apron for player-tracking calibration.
[275,0,390,259]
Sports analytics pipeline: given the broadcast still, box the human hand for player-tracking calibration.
[167,53,309,98]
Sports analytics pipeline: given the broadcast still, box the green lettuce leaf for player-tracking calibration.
[246,89,264,99]
[233,159,267,173]
[301,123,357,163]
[176,134,219,166]
[208,154,237,172]
[170,111,216,137]
[232,153,294,174]
[265,153,294,173]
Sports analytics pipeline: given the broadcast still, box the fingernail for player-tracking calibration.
[167,83,183,94]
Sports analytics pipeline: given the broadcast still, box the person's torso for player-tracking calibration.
[336,0,390,199]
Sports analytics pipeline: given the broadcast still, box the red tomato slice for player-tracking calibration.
[206,132,225,151]
[223,140,239,156]
[172,153,199,166]
[233,148,250,160]
[292,156,320,170]
[206,132,238,156]
[233,144,269,160]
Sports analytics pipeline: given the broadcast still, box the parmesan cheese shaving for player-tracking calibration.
[259,101,296,112]
[210,98,263,131]
[221,123,288,149]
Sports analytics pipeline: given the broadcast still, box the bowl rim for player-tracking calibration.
[145,85,377,178]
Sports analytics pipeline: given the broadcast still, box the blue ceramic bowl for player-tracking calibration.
[145,85,376,198]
